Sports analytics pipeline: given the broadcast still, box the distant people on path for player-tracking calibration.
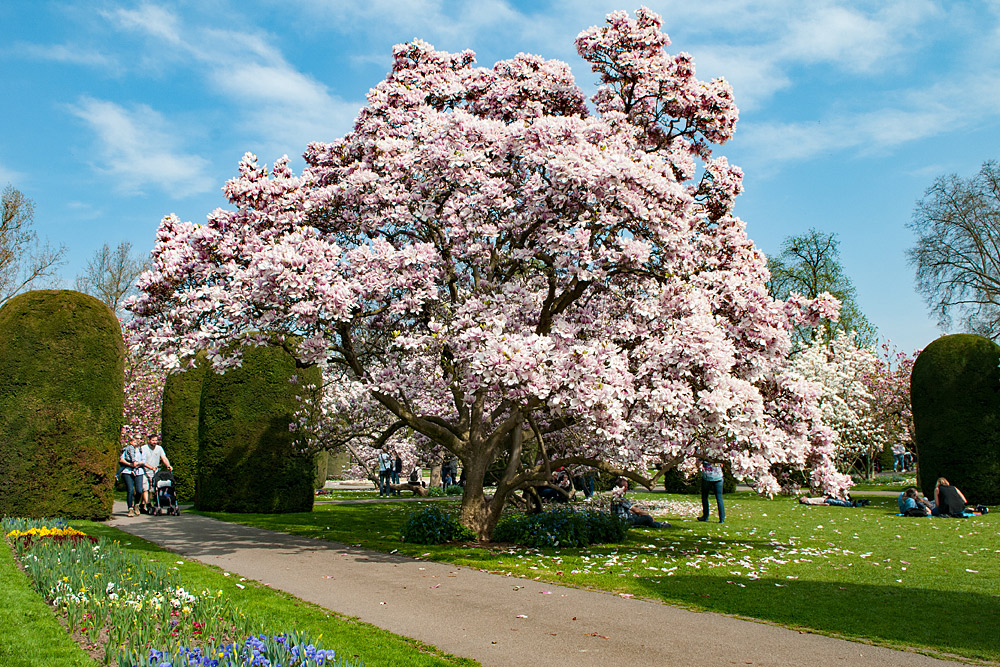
[377,449,394,496]
[612,478,670,528]
[392,450,402,490]
[897,487,933,516]
[139,433,172,514]
[932,477,968,517]
[697,459,725,523]
[441,457,458,487]
[119,436,145,517]
[799,495,870,508]
[892,442,906,473]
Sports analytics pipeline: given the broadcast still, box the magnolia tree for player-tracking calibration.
[791,333,917,479]
[121,320,166,445]
[867,342,917,469]
[129,8,850,539]
[791,331,878,475]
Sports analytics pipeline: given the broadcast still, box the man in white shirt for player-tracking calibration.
[140,433,172,514]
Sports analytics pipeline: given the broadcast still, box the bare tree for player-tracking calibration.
[75,241,150,313]
[908,161,1000,339]
[767,228,877,347]
[0,184,66,305]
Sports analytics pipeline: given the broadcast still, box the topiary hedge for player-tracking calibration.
[159,355,207,502]
[911,334,1000,504]
[195,343,320,513]
[0,290,124,519]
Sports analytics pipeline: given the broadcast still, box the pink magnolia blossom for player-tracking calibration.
[128,8,849,539]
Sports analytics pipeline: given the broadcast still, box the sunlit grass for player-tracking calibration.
[200,492,1000,662]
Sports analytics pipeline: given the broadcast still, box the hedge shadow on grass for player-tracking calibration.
[629,574,1000,661]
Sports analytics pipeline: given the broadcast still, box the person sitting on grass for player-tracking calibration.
[932,477,968,517]
[799,494,869,508]
[611,478,671,528]
[898,487,933,516]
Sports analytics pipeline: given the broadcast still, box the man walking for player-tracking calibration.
[140,432,172,514]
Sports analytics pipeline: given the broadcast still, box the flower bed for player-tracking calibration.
[3,518,362,666]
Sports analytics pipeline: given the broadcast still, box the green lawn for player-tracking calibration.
[198,492,1000,663]
[0,536,96,667]
[2,523,476,667]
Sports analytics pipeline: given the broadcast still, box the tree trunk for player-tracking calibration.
[429,462,442,488]
[456,448,506,541]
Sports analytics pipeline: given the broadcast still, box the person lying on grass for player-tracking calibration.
[798,495,870,508]
[611,478,671,528]
[898,487,933,516]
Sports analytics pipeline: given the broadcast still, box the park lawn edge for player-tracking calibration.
[0,534,99,667]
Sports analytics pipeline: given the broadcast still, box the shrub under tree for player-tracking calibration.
[910,334,1000,504]
[0,290,124,519]
[195,343,320,513]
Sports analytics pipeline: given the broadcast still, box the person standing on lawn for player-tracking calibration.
[697,459,725,523]
[892,442,906,473]
[377,448,393,496]
[392,450,403,495]
[140,433,172,514]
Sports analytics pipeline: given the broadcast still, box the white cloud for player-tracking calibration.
[107,4,182,45]
[105,3,362,158]
[16,42,116,68]
[0,162,22,185]
[68,97,214,197]
[738,69,1000,165]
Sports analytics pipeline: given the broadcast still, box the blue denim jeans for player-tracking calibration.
[123,472,140,508]
[701,478,725,522]
[379,470,392,496]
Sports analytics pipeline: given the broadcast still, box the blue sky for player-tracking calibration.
[5,1,1000,354]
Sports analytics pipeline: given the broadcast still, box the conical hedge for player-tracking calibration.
[195,343,319,513]
[0,290,124,519]
[911,334,1000,504]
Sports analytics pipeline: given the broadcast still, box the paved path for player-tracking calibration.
[106,503,960,667]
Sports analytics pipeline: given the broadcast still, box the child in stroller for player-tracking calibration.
[150,470,180,515]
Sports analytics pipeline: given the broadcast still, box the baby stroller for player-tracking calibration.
[151,470,180,516]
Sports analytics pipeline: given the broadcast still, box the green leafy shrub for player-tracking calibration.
[492,507,627,548]
[0,290,124,520]
[400,506,475,544]
[427,484,464,497]
[911,334,1000,504]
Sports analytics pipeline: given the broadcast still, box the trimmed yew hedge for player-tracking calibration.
[159,356,207,502]
[911,334,1000,504]
[0,290,124,519]
[195,344,319,513]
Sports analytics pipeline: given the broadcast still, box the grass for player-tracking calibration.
[0,535,96,667]
[1,522,476,667]
[197,491,1000,663]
